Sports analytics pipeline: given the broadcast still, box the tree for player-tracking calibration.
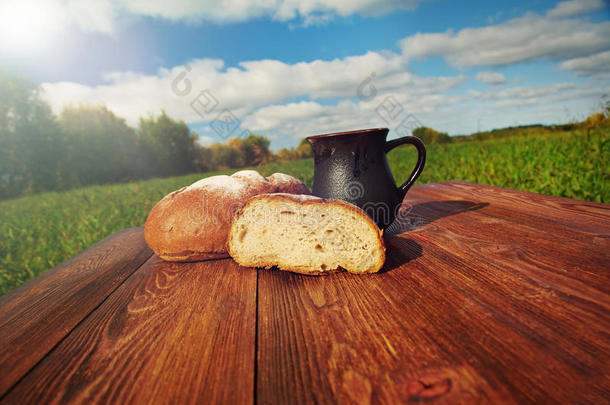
[242,134,272,166]
[59,105,138,185]
[208,142,243,169]
[0,70,65,198]
[226,137,246,167]
[275,148,293,162]
[195,145,214,172]
[295,138,313,158]
[138,112,199,176]
[412,126,452,144]
[273,138,312,161]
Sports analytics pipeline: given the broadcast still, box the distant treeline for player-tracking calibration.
[412,112,609,145]
[451,123,585,142]
[0,71,314,199]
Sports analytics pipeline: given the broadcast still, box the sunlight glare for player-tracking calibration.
[0,0,65,54]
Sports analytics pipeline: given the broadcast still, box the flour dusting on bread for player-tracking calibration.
[185,175,245,194]
[232,170,267,182]
[145,170,311,262]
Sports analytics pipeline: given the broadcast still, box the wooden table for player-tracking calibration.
[1,182,608,404]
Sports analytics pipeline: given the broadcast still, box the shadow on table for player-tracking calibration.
[380,200,488,272]
[379,237,423,273]
[385,200,489,235]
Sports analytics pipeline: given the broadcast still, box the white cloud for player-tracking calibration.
[468,82,609,112]
[41,50,467,145]
[0,0,423,49]
[475,72,506,85]
[197,135,214,146]
[122,0,422,25]
[65,0,118,34]
[244,100,364,138]
[547,0,606,18]
[560,50,610,77]
[243,101,326,132]
[243,96,465,141]
[399,10,610,68]
[41,50,419,126]
[21,0,421,36]
[480,83,576,100]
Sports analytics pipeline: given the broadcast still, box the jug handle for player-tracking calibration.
[385,136,426,199]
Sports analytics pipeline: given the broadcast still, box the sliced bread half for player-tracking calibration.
[227,193,386,274]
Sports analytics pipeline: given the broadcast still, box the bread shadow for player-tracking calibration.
[379,236,422,273]
[385,200,489,235]
[379,200,487,272]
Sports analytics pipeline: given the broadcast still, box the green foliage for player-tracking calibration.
[137,111,200,176]
[206,133,274,169]
[387,128,609,202]
[0,70,65,197]
[1,127,607,295]
[452,123,580,142]
[208,141,244,169]
[59,105,138,185]
[412,126,451,144]
[276,138,313,161]
[243,133,273,166]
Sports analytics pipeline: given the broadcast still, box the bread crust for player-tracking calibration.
[144,171,310,262]
[267,173,311,195]
[227,193,386,274]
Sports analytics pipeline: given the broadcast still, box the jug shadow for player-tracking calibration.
[386,200,489,235]
[380,200,489,273]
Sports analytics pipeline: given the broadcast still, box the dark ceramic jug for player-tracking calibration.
[307,128,426,229]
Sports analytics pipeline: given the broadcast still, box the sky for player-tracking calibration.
[1,0,609,150]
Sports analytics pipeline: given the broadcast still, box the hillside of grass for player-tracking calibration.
[1,128,608,295]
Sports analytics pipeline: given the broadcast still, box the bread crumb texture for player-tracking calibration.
[228,193,386,274]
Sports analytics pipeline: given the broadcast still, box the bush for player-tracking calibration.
[412,127,452,144]
[275,138,313,161]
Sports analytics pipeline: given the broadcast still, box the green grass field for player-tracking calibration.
[1,128,608,295]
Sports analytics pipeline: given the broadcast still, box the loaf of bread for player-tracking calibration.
[144,170,310,261]
[227,193,386,274]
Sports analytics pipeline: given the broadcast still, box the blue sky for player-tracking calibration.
[1,0,609,149]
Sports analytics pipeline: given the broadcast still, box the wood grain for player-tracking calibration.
[414,182,610,234]
[0,227,152,397]
[399,196,610,293]
[1,255,257,405]
[257,183,610,404]
[404,183,610,250]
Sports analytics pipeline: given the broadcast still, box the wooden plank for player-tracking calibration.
[392,233,610,403]
[256,251,511,404]
[400,185,610,250]
[2,255,257,405]
[412,182,610,234]
[404,183,610,250]
[256,186,610,404]
[0,227,152,397]
[398,193,610,293]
